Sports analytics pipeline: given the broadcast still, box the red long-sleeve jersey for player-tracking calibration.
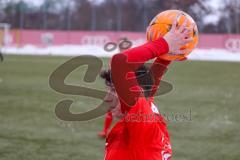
[105,38,172,160]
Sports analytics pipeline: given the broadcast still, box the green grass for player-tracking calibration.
[0,55,240,160]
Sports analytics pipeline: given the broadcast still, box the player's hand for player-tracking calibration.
[163,14,193,55]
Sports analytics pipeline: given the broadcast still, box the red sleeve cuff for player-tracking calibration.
[144,37,169,57]
[159,37,169,54]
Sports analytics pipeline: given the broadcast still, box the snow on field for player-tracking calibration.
[188,49,240,62]
[2,45,240,62]
[2,45,112,57]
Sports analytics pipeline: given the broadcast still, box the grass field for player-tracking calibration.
[0,55,240,160]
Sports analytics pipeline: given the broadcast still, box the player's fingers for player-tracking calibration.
[179,18,188,33]
[180,37,193,46]
[184,37,194,43]
[171,18,177,31]
[183,32,192,39]
[178,37,192,46]
[182,26,193,34]
[183,24,194,35]
[174,48,190,55]
[172,13,182,31]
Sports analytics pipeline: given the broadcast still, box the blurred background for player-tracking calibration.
[0,0,239,32]
[0,0,239,58]
[0,0,240,160]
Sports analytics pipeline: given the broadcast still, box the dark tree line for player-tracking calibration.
[0,0,239,33]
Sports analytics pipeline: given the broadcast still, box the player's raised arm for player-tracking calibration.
[111,15,193,113]
[148,58,171,98]
[149,15,194,97]
[110,38,169,112]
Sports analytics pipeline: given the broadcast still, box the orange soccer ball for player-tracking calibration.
[146,10,198,61]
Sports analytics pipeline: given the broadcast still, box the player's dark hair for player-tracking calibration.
[100,65,154,98]
[100,69,112,87]
[135,65,154,98]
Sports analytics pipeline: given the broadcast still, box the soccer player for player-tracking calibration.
[102,16,193,160]
[98,69,114,138]
[98,38,133,138]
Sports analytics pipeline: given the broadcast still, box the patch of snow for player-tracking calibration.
[2,45,240,62]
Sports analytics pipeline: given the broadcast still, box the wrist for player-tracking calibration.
[161,37,170,54]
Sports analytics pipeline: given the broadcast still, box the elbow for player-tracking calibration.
[111,53,126,70]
